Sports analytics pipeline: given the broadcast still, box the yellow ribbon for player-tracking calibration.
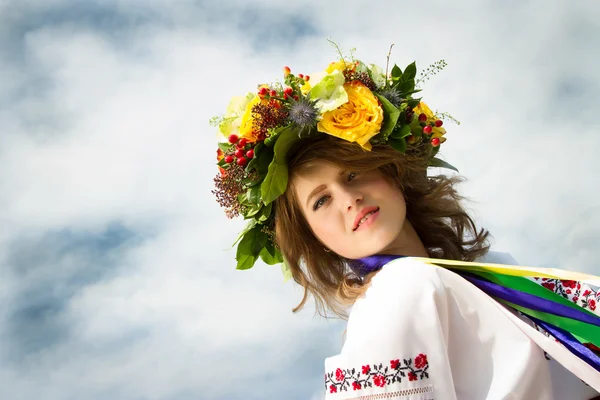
[411,257,600,286]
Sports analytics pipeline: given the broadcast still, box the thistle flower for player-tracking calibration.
[379,88,403,107]
[288,97,319,133]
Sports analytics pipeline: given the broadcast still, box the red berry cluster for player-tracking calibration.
[226,134,255,166]
[282,66,308,99]
[287,65,310,83]
[417,113,443,147]
[258,84,300,103]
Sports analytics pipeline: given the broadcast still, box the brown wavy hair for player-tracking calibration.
[274,135,490,318]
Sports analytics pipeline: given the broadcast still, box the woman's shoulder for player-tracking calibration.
[365,257,451,301]
[347,258,453,334]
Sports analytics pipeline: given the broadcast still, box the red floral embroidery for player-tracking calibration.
[415,353,428,369]
[325,353,430,394]
[542,282,555,291]
[532,277,599,313]
[562,280,577,289]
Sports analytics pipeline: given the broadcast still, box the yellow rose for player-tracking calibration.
[325,61,347,74]
[317,82,383,150]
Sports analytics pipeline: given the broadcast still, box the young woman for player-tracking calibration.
[276,136,600,399]
[212,52,600,399]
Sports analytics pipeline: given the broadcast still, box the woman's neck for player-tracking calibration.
[380,219,429,258]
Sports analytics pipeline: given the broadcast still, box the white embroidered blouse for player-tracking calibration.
[324,256,600,399]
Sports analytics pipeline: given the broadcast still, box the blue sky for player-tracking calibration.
[1,0,599,399]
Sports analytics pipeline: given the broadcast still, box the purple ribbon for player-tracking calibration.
[462,274,600,328]
[350,254,404,276]
[529,316,600,372]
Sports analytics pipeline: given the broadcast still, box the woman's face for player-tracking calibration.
[293,161,408,259]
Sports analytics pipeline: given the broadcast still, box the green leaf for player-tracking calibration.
[218,142,233,152]
[261,162,288,206]
[235,225,269,270]
[242,174,262,187]
[281,261,293,282]
[429,157,459,172]
[390,124,411,140]
[374,94,400,140]
[389,138,407,153]
[261,127,299,205]
[407,98,421,109]
[246,157,258,170]
[264,125,289,147]
[252,229,270,256]
[232,220,256,247]
[217,158,227,168]
[237,192,248,206]
[255,202,273,222]
[410,123,423,137]
[253,142,265,157]
[245,204,262,218]
[391,64,402,80]
[247,185,261,205]
[236,253,257,270]
[236,226,259,270]
[400,79,415,95]
[402,62,417,81]
[260,242,283,265]
[402,88,422,97]
[257,146,274,175]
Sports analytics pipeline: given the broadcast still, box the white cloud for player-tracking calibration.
[0,0,599,399]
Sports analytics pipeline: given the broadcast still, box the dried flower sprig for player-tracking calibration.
[211,162,248,219]
[416,60,448,85]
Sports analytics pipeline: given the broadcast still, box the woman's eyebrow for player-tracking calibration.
[306,184,326,208]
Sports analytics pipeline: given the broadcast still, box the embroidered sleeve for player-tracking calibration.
[325,353,432,398]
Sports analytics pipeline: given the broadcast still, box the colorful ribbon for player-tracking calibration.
[352,255,600,372]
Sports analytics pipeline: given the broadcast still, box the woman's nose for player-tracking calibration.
[341,188,363,212]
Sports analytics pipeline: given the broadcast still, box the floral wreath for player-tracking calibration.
[211,44,458,279]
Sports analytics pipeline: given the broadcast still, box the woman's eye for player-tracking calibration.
[313,196,329,211]
[348,172,357,181]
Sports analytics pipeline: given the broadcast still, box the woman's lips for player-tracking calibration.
[354,208,380,231]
